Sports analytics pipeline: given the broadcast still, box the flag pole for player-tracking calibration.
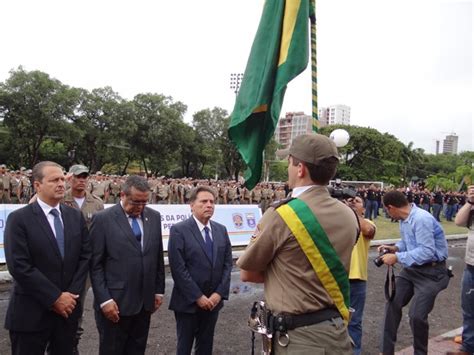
[310,0,319,132]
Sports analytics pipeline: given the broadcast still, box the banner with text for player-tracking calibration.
[0,204,262,263]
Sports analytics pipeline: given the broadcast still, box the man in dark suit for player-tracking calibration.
[168,186,233,355]
[4,161,91,355]
[90,175,165,355]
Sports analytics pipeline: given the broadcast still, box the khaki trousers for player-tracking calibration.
[274,317,352,355]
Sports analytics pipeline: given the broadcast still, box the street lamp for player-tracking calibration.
[230,73,244,96]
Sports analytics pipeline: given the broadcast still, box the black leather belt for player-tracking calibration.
[272,308,341,332]
[412,260,446,268]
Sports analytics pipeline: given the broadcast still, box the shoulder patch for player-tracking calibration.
[249,225,262,243]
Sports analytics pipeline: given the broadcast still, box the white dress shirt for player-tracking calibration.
[193,215,212,241]
[36,197,62,238]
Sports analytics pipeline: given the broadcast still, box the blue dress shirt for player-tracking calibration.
[395,204,448,267]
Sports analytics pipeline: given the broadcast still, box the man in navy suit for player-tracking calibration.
[90,175,165,355]
[4,161,91,355]
[168,186,233,355]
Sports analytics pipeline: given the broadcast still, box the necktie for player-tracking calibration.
[50,209,64,258]
[203,226,213,261]
[131,217,142,243]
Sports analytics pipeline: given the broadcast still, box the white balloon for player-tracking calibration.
[329,129,350,147]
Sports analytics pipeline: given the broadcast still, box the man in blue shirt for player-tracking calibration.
[378,190,450,355]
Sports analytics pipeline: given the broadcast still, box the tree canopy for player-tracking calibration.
[0,67,471,189]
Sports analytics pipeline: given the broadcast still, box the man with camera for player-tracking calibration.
[378,190,450,355]
[237,133,359,354]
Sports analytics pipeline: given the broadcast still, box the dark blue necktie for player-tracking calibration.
[131,217,142,243]
[203,226,213,261]
[50,209,64,258]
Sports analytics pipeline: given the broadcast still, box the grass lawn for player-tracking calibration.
[371,215,467,240]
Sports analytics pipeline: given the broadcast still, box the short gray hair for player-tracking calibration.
[32,161,63,183]
[189,186,216,203]
[122,175,149,195]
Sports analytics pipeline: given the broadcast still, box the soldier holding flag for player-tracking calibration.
[237,134,359,354]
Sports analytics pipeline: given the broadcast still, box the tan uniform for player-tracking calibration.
[156,183,170,204]
[0,174,12,203]
[19,176,33,203]
[261,187,274,212]
[109,181,122,203]
[92,180,110,201]
[217,186,227,204]
[274,189,287,202]
[86,180,94,194]
[169,183,180,204]
[251,188,262,204]
[238,186,358,313]
[183,184,193,203]
[237,186,358,353]
[63,190,105,228]
[147,179,158,204]
[209,186,219,201]
[227,186,238,204]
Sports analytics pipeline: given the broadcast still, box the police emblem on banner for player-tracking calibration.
[232,213,244,229]
[246,213,256,228]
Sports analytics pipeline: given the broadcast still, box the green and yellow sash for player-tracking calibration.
[276,198,350,322]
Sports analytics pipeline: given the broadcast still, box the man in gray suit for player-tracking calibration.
[90,175,165,355]
[168,186,233,355]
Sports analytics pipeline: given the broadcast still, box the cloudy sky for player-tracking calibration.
[1,0,472,153]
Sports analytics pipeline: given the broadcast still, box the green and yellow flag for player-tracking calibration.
[229,0,311,189]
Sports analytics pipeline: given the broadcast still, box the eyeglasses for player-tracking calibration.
[128,199,148,206]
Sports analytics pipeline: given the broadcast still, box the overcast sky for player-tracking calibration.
[1,0,472,154]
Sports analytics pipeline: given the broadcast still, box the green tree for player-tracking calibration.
[192,107,245,180]
[71,87,133,172]
[192,107,228,178]
[320,125,409,183]
[0,67,80,167]
[129,93,187,176]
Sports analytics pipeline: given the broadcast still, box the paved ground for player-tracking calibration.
[395,328,463,354]
[0,238,468,354]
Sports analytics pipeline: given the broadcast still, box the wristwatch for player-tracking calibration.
[467,200,474,205]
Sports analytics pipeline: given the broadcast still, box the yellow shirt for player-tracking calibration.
[349,219,376,281]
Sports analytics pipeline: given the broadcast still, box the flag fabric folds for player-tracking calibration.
[229,0,311,189]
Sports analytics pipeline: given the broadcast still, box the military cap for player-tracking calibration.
[289,133,339,165]
[69,164,90,176]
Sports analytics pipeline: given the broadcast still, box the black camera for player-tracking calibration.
[374,248,392,267]
[328,179,357,201]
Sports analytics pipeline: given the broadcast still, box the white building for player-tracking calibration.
[274,112,313,149]
[442,133,458,154]
[318,105,351,127]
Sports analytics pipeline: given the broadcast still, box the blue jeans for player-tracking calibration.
[364,200,376,220]
[461,264,474,353]
[446,205,455,221]
[348,280,367,355]
[432,204,442,221]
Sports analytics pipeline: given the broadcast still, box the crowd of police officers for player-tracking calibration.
[0,163,469,222]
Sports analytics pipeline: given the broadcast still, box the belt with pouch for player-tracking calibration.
[271,307,341,332]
